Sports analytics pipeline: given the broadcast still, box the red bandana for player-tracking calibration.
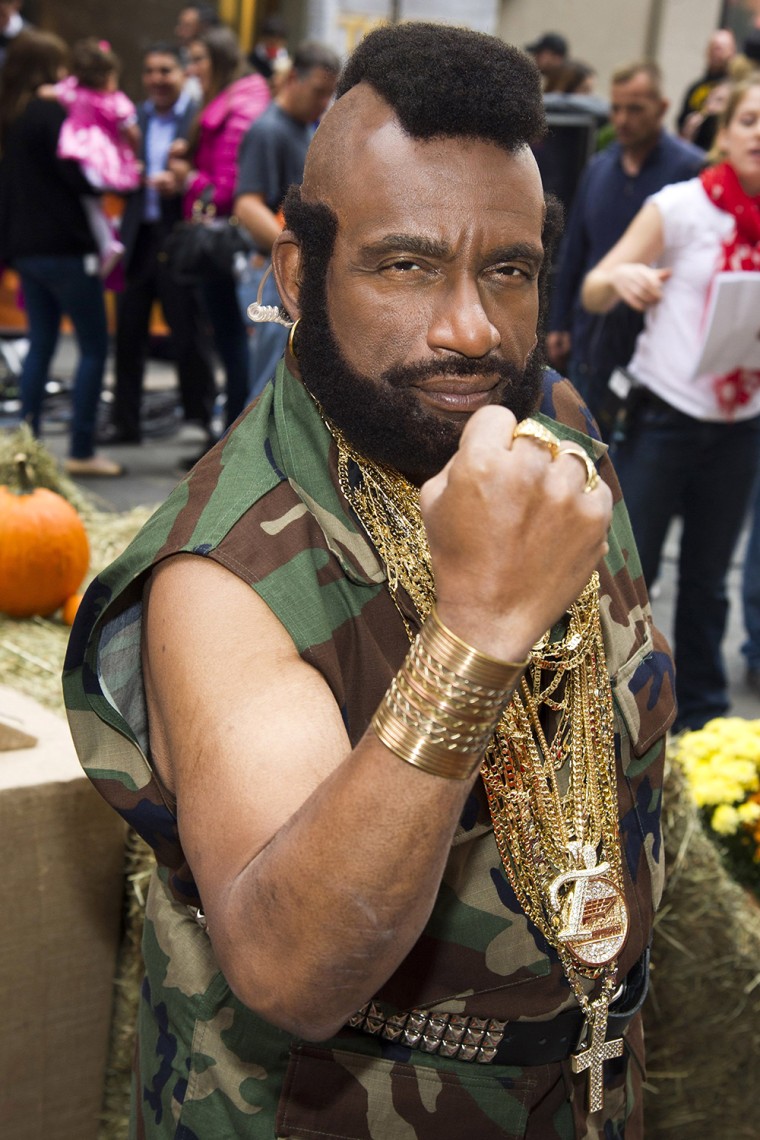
[700,162,760,414]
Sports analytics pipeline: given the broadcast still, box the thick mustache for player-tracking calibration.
[382,356,520,389]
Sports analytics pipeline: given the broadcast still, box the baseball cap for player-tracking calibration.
[525,32,569,57]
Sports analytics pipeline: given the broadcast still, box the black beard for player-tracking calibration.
[294,277,546,485]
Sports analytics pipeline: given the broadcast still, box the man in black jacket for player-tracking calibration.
[105,43,216,446]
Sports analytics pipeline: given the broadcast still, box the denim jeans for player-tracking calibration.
[16,254,108,459]
[236,256,289,401]
[200,272,249,429]
[742,475,760,672]
[612,396,760,730]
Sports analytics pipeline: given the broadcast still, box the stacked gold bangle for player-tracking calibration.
[372,607,528,779]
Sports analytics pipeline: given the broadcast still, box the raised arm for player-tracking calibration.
[142,406,612,1042]
[581,200,669,314]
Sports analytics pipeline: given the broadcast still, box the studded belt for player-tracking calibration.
[346,948,649,1067]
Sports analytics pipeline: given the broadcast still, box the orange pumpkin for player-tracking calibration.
[0,458,90,618]
[61,593,84,625]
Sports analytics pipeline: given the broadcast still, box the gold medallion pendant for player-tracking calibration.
[550,845,629,968]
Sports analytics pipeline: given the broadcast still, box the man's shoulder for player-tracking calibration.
[577,143,622,194]
[658,130,705,171]
[243,100,293,140]
[539,367,602,442]
[586,142,621,175]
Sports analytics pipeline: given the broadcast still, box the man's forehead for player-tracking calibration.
[144,53,179,68]
[611,76,659,101]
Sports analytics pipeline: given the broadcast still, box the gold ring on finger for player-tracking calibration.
[513,419,561,460]
[560,444,600,493]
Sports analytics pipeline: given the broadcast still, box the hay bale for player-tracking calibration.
[644,758,760,1138]
[98,831,154,1140]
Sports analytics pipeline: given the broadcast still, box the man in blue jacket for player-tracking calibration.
[546,61,703,434]
[105,43,216,449]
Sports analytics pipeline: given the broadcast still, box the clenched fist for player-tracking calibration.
[420,405,612,662]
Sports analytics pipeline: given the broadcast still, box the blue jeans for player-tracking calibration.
[236,256,289,401]
[199,272,249,429]
[742,475,760,672]
[16,254,108,459]
[612,396,760,730]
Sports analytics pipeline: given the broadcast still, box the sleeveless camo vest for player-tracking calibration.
[63,363,675,1139]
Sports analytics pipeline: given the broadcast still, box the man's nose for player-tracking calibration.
[426,277,500,357]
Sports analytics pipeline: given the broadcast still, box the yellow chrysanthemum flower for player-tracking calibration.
[711,804,740,835]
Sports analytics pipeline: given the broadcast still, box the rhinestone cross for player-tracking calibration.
[571,998,624,1112]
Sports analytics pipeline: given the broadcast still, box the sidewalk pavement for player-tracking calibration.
[9,333,760,724]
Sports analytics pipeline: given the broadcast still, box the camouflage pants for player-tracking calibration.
[133,873,645,1140]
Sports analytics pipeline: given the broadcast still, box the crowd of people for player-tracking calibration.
[530,24,760,733]
[0,3,338,471]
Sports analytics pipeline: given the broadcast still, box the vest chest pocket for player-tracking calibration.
[612,625,676,765]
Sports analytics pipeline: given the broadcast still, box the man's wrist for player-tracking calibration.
[372,606,527,780]
[434,600,538,665]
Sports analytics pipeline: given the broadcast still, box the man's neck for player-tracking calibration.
[276,91,306,125]
[620,134,660,177]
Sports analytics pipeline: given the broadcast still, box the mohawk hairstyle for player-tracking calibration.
[336,21,546,151]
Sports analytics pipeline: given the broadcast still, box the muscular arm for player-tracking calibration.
[581,202,668,314]
[143,407,612,1040]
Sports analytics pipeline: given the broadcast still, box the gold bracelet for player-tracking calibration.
[372,607,528,779]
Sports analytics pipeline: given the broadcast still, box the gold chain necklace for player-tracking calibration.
[329,419,630,1110]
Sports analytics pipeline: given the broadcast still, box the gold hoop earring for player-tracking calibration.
[287,318,301,359]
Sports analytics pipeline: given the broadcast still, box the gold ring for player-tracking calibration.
[513,419,561,460]
[560,444,600,493]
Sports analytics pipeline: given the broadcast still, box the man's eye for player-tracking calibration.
[383,259,422,272]
[494,264,531,280]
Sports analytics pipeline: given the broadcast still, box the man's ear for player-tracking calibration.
[272,230,302,321]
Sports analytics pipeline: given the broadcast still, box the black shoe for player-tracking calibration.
[98,424,141,445]
[747,668,760,698]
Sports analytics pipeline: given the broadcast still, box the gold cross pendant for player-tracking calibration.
[571,997,624,1112]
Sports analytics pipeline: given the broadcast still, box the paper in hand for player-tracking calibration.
[692,271,760,378]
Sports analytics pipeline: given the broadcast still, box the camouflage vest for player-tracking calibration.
[63,363,675,1139]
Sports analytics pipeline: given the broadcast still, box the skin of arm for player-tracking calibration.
[581,201,670,314]
[233,190,282,251]
[142,406,612,1042]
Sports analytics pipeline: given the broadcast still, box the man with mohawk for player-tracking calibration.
[64,22,674,1138]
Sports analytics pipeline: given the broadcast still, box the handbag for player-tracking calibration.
[163,186,253,285]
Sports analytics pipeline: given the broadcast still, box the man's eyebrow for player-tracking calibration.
[489,241,544,267]
[359,235,543,265]
[360,234,452,260]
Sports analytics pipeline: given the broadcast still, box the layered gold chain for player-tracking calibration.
[330,421,628,987]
